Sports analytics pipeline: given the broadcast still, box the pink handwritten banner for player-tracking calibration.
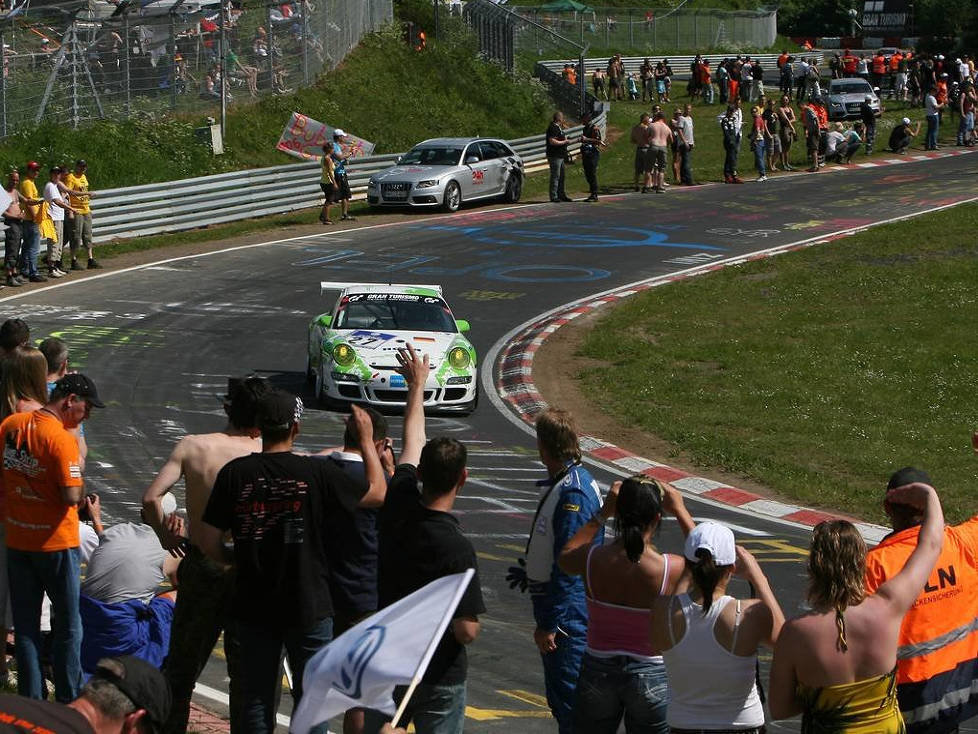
[275,112,376,161]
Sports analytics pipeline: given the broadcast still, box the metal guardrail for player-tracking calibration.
[538,53,825,81]
[88,110,607,243]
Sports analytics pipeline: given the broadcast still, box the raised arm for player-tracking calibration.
[141,440,187,552]
[395,344,429,467]
[559,480,618,575]
[874,482,944,614]
[351,404,387,508]
[661,481,695,537]
[734,545,785,647]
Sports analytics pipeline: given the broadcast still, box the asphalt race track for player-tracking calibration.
[5,152,978,733]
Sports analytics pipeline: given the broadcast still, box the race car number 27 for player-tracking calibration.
[348,330,397,349]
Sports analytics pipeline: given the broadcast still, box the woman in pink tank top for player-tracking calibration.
[558,475,696,733]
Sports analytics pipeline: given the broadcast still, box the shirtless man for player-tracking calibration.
[631,113,652,192]
[141,375,268,734]
[646,111,674,193]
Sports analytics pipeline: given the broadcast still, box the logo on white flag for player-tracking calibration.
[335,625,386,699]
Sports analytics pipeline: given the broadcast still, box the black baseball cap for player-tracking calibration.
[75,159,87,168]
[94,656,171,733]
[54,373,105,408]
[256,389,303,430]
[887,466,931,490]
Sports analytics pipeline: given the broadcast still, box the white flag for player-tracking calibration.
[290,569,475,734]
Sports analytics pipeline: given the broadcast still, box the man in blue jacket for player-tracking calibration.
[510,407,603,733]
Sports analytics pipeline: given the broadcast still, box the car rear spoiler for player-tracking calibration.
[320,281,444,296]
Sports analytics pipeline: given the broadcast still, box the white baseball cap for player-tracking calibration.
[684,521,736,566]
[333,128,346,138]
[902,117,911,124]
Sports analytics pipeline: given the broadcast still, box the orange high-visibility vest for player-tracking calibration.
[865,517,978,730]
[873,54,886,74]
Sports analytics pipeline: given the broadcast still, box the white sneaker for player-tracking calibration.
[55,267,68,276]
[756,175,768,182]
[48,269,65,278]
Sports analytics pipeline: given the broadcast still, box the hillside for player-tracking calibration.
[0,24,552,189]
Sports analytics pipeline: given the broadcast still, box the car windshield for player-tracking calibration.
[832,82,872,95]
[335,295,457,332]
[399,146,463,166]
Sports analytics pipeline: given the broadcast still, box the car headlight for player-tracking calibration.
[332,343,357,367]
[416,179,439,188]
[367,179,377,189]
[448,347,470,370]
[331,371,359,383]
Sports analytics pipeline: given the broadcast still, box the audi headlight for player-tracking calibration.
[332,343,357,367]
[416,179,439,188]
[448,347,470,370]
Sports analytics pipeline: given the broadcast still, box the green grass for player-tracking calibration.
[577,203,978,525]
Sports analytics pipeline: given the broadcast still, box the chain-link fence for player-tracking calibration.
[510,6,777,53]
[464,0,597,117]
[0,0,392,137]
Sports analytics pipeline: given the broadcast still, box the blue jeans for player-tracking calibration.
[957,112,973,145]
[7,547,82,702]
[363,681,466,734]
[237,617,333,734]
[753,139,766,176]
[926,114,939,149]
[573,654,669,734]
[542,626,587,734]
[18,220,39,277]
[548,157,566,201]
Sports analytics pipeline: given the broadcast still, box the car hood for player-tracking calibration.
[831,92,875,103]
[372,166,456,182]
[329,330,467,363]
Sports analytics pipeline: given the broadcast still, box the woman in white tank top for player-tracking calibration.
[650,521,784,733]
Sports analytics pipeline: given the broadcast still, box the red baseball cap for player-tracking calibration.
[26,161,40,171]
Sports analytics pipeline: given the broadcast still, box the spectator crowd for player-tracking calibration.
[3,160,98,290]
[556,48,977,191]
[0,306,972,734]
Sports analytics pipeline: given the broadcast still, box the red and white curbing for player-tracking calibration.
[493,150,978,541]
[494,269,890,542]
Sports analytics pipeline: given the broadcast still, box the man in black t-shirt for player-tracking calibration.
[364,345,485,734]
[198,390,388,734]
[889,117,919,153]
[545,111,572,203]
[859,95,878,154]
[316,405,394,734]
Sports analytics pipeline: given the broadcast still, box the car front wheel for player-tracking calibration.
[503,173,522,204]
[443,181,461,213]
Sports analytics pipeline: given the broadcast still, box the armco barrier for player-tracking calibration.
[538,53,825,81]
[87,111,605,243]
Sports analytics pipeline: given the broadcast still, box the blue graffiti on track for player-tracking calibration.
[291,248,610,283]
[416,223,726,251]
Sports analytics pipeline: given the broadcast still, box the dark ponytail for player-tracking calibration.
[689,549,724,615]
[621,525,645,563]
[615,475,664,563]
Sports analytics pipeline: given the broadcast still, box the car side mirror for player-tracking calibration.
[455,319,471,333]
[465,156,480,165]
[317,314,332,327]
